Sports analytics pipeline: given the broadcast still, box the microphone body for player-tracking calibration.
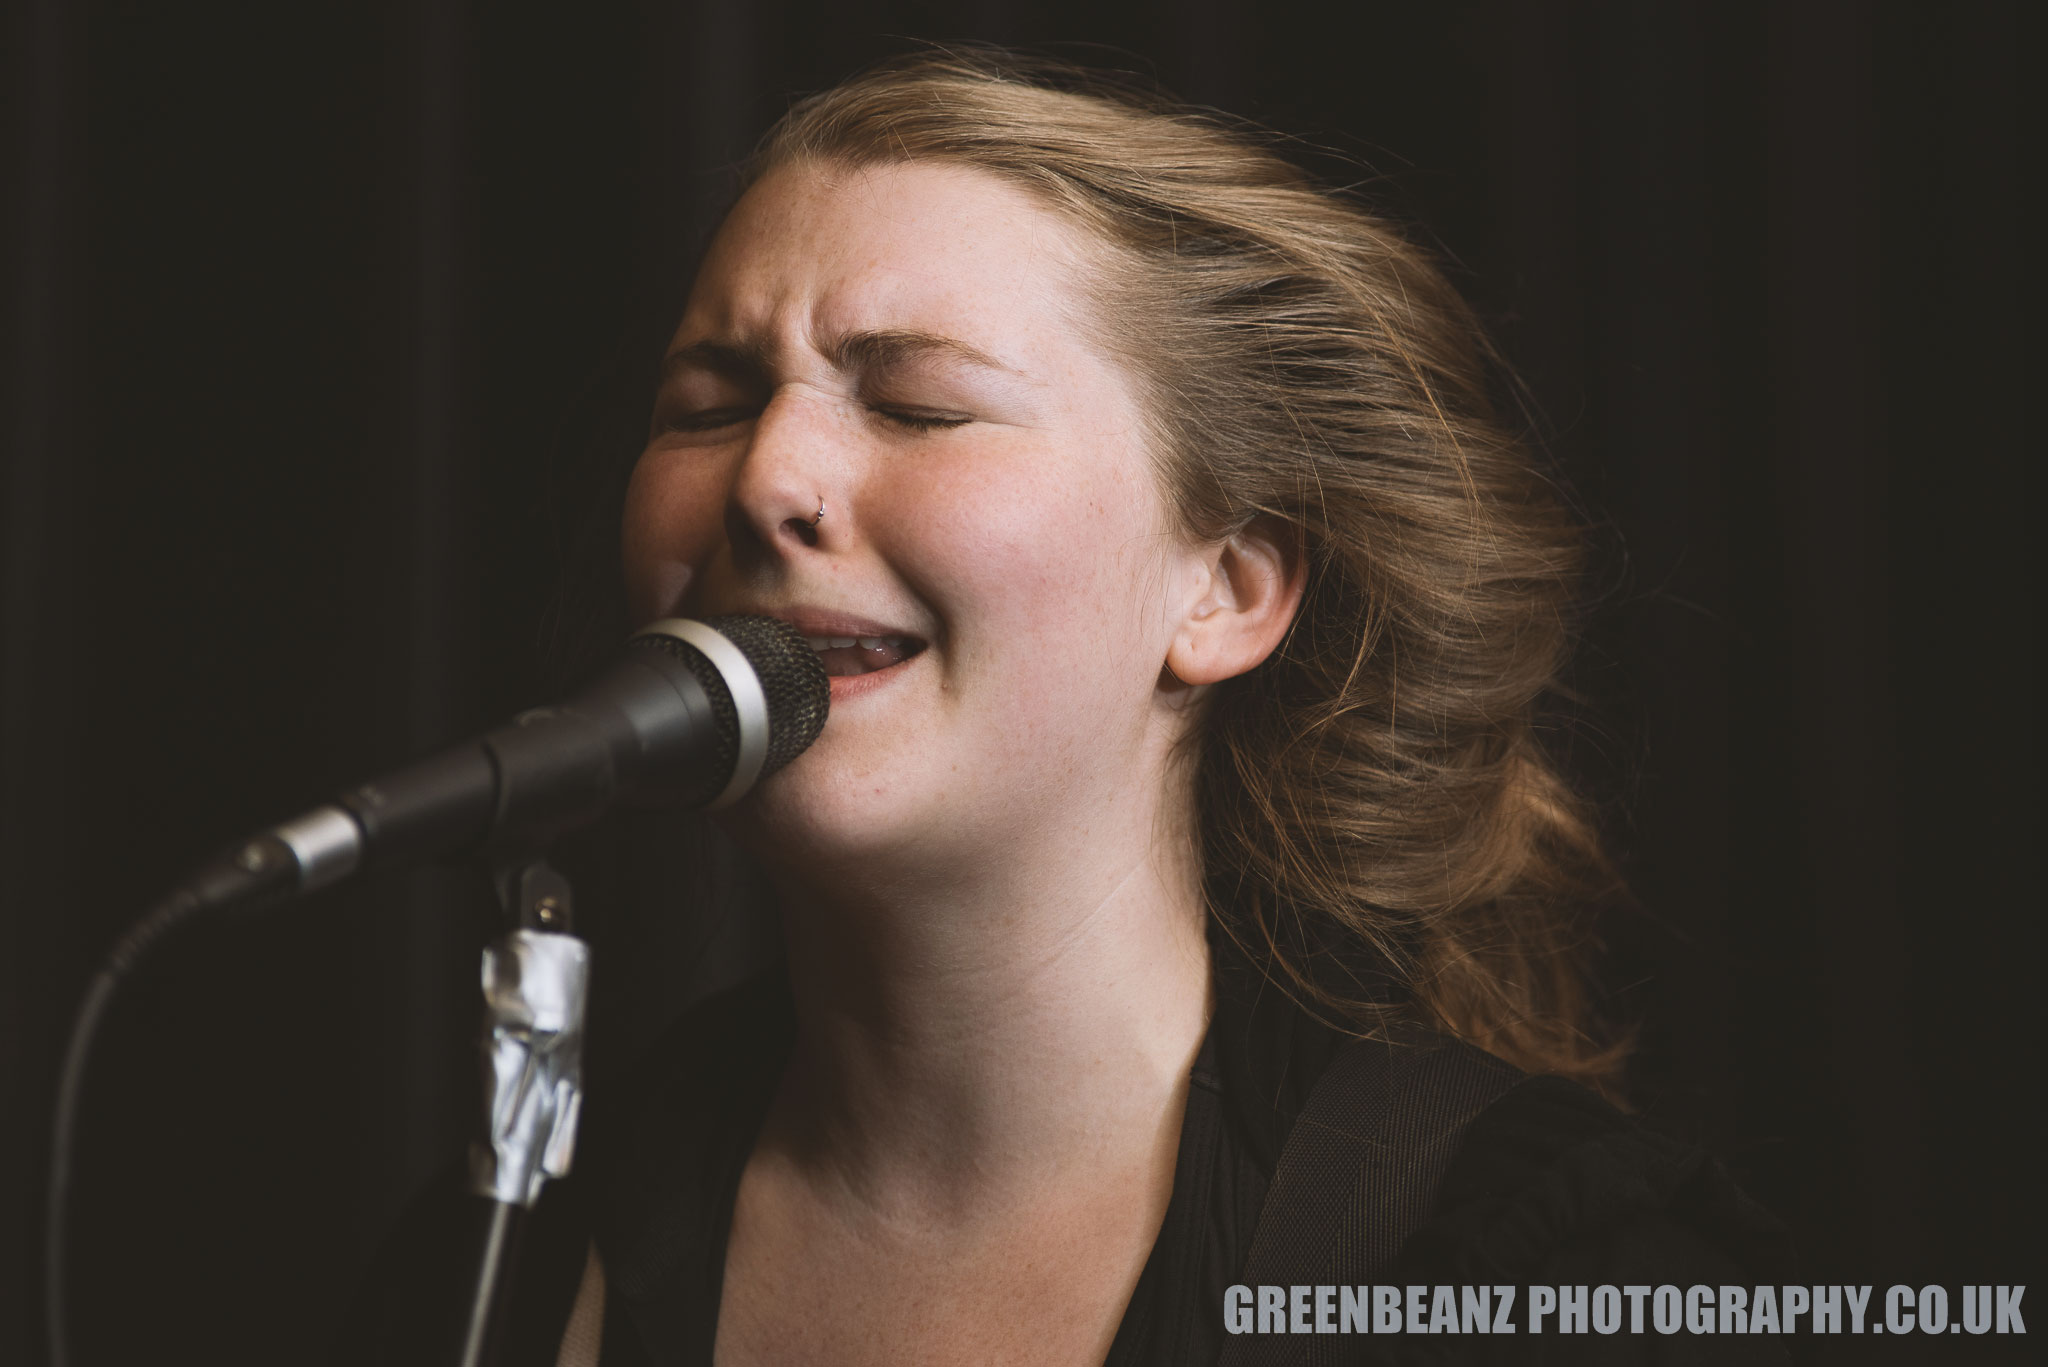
[44,616,827,1367]
[246,614,827,902]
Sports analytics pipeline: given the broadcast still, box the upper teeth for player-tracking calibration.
[805,636,898,651]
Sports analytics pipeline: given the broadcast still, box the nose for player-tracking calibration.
[725,390,839,562]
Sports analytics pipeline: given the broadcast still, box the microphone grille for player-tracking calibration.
[699,614,829,777]
[628,614,829,804]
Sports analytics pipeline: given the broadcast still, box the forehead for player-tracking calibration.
[680,158,1104,360]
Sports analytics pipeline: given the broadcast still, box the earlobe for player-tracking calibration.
[1163,518,1306,687]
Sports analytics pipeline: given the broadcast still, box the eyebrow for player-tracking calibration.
[659,337,772,380]
[825,328,1021,378]
[659,328,1024,382]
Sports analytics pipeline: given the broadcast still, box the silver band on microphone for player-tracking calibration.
[645,618,771,809]
[271,804,363,891]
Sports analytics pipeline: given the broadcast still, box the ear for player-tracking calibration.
[1164,517,1307,688]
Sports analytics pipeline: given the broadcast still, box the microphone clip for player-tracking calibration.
[458,852,590,1366]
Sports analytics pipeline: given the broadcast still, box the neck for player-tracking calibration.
[752,775,1213,1220]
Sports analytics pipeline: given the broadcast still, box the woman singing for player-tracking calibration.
[352,46,1790,1367]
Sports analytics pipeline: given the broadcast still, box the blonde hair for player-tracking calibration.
[746,48,1627,1095]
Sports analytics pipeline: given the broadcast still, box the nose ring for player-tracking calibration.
[810,502,825,527]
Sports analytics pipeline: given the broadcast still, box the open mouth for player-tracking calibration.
[803,635,928,677]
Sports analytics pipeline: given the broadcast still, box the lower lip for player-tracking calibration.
[824,651,923,703]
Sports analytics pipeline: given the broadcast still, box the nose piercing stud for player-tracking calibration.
[811,502,825,527]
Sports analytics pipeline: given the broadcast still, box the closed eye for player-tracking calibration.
[658,407,759,435]
[653,402,968,439]
[871,407,971,434]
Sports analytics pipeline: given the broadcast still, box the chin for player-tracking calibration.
[718,751,954,879]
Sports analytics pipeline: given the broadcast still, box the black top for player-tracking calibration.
[337,934,1796,1365]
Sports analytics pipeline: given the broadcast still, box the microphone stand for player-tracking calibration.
[458,853,590,1367]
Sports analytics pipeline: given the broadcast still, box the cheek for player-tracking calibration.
[903,437,1173,689]
[620,451,727,625]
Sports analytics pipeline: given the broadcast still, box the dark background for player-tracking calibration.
[4,1,2035,1363]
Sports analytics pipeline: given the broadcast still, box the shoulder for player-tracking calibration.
[1403,1074,1797,1287]
[1211,940,1793,1292]
[1365,1076,1802,1366]
[1369,1075,1803,1366]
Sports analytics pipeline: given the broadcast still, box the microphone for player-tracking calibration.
[41,615,827,1367]
[215,613,830,909]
